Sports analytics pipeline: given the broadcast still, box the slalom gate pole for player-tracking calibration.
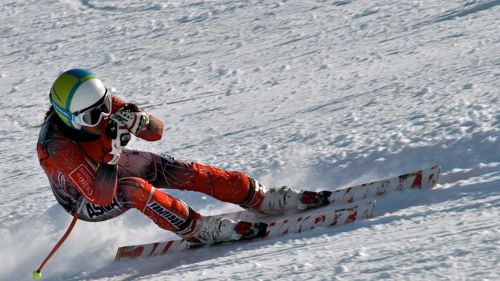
[32,211,80,279]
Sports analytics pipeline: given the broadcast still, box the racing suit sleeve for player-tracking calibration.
[137,114,164,141]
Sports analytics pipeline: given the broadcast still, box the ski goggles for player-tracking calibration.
[73,90,112,127]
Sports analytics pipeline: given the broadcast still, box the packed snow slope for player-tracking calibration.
[1,0,499,280]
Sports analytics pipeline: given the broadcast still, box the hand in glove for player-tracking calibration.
[110,103,150,135]
[102,120,131,165]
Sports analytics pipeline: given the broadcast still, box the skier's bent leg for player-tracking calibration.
[119,177,199,237]
[140,156,285,213]
[153,156,253,204]
[119,150,252,205]
[179,163,330,215]
[118,177,256,243]
[119,151,329,215]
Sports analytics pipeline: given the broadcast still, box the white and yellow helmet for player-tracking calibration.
[49,69,111,129]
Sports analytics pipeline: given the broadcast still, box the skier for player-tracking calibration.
[37,69,329,245]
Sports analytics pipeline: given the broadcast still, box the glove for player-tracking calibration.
[110,103,150,135]
[102,120,131,165]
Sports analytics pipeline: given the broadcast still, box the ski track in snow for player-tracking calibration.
[0,0,499,280]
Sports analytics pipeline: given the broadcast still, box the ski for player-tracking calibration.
[114,199,375,262]
[326,165,440,206]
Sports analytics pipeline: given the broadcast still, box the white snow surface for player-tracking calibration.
[1,0,499,280]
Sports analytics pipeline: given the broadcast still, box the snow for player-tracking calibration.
[1,0,499,280]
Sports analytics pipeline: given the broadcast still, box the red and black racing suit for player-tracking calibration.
[36,97,263,237]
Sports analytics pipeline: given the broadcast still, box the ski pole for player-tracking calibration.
[32,208,80,279]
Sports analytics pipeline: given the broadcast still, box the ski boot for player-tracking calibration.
[241,178,332,214]
[186,215,267,245]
